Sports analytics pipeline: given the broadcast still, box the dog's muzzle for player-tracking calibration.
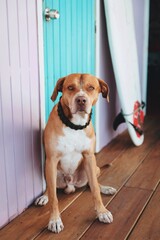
[76,96,87,112]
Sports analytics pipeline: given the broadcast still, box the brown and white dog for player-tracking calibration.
[35,73,116,233]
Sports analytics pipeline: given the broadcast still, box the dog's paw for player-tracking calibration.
[35,195,48,206]
[48,217,64,233]
[98,210,113,223]
[100,185,117,195]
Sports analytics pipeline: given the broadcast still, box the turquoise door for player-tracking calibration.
[43,0,95,123]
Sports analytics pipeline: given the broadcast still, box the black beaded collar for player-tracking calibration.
[57,100,92,130]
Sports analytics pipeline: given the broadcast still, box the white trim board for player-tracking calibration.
[36,0,46,192]
[95,0,101,152]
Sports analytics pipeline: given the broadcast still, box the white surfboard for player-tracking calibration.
[104,0,145,146]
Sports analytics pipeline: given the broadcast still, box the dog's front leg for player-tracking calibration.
[46,157,64,233]
[83,152,113,224]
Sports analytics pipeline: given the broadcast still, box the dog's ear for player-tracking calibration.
[51,77,65,102]
[98,78,110,102]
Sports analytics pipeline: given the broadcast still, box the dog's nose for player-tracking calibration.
[76,96,86,106]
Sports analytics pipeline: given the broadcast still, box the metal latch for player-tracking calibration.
[44,8,60,21]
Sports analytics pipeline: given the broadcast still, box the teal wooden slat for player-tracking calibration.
[44,0,53,118]
[43,0,95,124]
[52,0,61,106]
[87,0,95,73]
[65,1,72,74]
[77,0,83,72]
[59,1,67,76]
[52,0,60,80]
[71,0,77,73]
[82,0,87,72]
[91,1,95,74]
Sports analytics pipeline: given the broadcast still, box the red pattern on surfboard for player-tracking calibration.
[133,101,144,138]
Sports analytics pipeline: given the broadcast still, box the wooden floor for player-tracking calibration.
[0,116,160,240]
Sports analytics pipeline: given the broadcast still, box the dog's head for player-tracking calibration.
[51,73,109,115]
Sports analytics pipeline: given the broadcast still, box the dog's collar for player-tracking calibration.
[57,100,92,130]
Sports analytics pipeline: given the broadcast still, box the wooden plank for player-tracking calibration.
[96,116,158,168]
[128,184,160,240]
[96,130,131,168]
[81,187,151,240]
[0,189,84,240]
[36,189,98,240]
[98,117,160,190]
[126,140,160,190]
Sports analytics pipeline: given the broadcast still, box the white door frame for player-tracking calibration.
[95,0,101,152]
[37,1,46,191]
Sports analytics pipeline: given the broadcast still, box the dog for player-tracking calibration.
[35,73,116,233]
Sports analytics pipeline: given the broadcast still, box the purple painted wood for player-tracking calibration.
[0,0,18,223]
[0,0,43,228]
[7,0,26,216]
[0,74,9,227]
[27,0,42,198]
[0,0,9,226]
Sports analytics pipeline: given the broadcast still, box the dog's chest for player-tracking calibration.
[56,127,91,174]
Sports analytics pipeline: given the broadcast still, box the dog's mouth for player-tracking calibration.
[72,106,90,115]
[77,105,86,112]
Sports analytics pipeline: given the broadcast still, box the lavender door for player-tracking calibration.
[0,0,43,228]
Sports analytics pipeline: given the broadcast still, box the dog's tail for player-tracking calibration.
[100,163,112,170]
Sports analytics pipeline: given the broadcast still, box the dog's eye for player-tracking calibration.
[88,86,95,91]
[68,86,74,91]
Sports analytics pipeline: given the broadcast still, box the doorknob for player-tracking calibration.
[44,8,60,21]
